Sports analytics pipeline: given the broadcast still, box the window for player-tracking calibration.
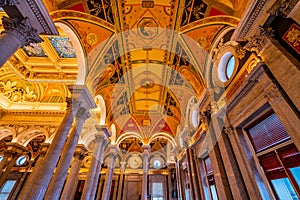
[0,180,16,200]
[247,112,300,199]
[152,182,164,200]
[258,144,300,199]
[16,155,27,166]
[247,112,290,153]
[204,157,218,200]
[0,155,3,162]
[218,52,236,83]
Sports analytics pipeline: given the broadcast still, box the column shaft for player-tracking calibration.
[81,136,104,200]
[0,155,18,188]
[141,145,150,200]
[0,156,8,176]
[60,148,85,200]
[101,146,117,200]
[18,144,49,198]
[24,105,77,200]
[90,143,106,199]
[45,108,89,200]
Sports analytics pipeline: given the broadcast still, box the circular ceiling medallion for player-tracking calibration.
[137,18,158,39]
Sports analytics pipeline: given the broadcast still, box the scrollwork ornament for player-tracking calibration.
[244,25,275,53]
[268,0,298,17]
[1,16,43,47]
[0,0,19,6]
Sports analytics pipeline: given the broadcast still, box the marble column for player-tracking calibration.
[187,148,200,200]
[61,144,87,200]
[90,140,108,199]
[141,145,150,200]
[117,161,126,200]
[0,143,26,188]
[101,145,118,200]
[0,16,42,67]
[23,98,80,200]
[18,143,49,198]
[45,107,90,200]
[81,135,105,200]
[175,160,183,200]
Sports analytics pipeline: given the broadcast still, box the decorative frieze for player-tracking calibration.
[1,16,43,47]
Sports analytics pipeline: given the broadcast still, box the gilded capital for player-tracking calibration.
[1,16,43,47]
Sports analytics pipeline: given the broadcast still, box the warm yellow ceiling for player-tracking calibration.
[0,0,251,140]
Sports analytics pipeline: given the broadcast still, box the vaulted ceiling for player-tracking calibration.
[1,0,251,145]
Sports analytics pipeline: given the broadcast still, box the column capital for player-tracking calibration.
[120,161,126,172]
[0,0,19,6]
[95,125,112,140]
[6,142,27,154]
[142,144,151,155]
[75,107,91,121]
[2,16,43,47]
[224,125,234,135]
[108,144,118,155]
[39,143,50,155]
[74,144,88,159]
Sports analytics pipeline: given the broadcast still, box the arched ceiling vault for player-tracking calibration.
[1,0,252,147]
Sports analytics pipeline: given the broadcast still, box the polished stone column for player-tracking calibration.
[141,145,150,200]
[117,162,126,200]
[175,160,183,200]
[18,143,49,198]
[81,135,106,200]
[61,145,87,200]
[0,143,26,188]
[187,148,201,200]
[101,145,118,200]
[90,139,109,199]
[45,107,90,200]
[0,16,42,66]
[23,98,80,200]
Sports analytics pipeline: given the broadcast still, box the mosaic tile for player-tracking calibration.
[48,36,76,58]
[23,43,47,57]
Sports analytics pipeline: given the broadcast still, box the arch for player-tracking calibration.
[149,132,176,149]
[14,128,49,146]
[95,94,106,125]
[0,127,16,141]
[116,132,143,146]
[110,123,116,144]
[78,130,98,148]
[205,26,236,88]
[54,22,86,85]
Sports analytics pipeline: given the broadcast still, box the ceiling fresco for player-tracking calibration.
[0,0,253,149]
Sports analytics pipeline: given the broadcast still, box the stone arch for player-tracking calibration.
[149,132,176,149]
[95,94,106,125]
[14,128,49,146]
[0,126,16,142]
[54,22,86,85]
[116,132,143,146]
